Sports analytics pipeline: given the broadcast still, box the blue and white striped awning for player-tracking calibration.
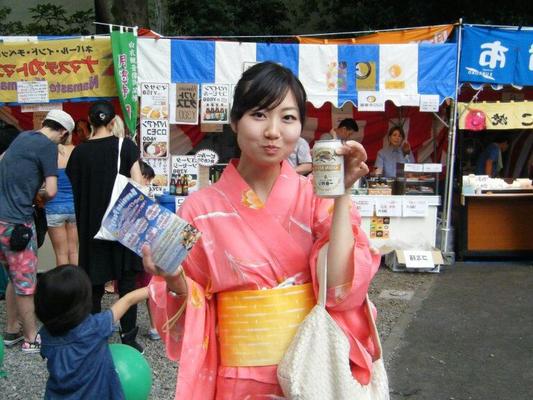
[138,38,457,108]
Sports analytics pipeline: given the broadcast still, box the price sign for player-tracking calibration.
[195,149,219,167]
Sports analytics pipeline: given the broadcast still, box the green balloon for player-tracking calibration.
[109,344,152,400]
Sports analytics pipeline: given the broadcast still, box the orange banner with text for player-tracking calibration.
[297,25,454,45]
[0,37,117,103]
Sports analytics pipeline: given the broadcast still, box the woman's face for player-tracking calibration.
[232,90,302,169]
[389,129,403,147]
[75,121,90,140]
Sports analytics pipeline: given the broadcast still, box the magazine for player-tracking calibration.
[102,182,200,274]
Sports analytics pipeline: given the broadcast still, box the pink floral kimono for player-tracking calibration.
[149,160,381,400]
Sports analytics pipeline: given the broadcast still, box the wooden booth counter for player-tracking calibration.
[458,192,533,259]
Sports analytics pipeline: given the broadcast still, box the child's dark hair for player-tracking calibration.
[140,161,155,179]
[42,119,67,132]
[89,100,116,128]
[230,61,307,126]
[34,265,92,336]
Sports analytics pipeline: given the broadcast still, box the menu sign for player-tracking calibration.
[200,84,230,124]
[140,83,169,120]
[140,119,169,159]
[175,83,199,124]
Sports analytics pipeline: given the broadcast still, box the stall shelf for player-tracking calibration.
[352,195,442,272]
[457,192,533,259]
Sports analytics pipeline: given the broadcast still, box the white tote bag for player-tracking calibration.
[94,138,130,241]
[277,257,390,400]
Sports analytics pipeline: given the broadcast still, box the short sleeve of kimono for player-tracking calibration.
[309,196,381,310]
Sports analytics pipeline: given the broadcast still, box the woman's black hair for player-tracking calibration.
[88,100,116,128]
[230,61,307,126]
[34,264,92,336]
[388,125,405,140]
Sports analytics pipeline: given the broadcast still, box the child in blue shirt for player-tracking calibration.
[34,265,149,399]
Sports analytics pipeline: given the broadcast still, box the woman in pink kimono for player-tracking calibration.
[144,62,389,399]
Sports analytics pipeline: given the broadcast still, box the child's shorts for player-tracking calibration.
[47,213,76,228]
[0,220,38,295]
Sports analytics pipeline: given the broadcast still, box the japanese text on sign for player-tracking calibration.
[403,250,434,269]
[175,83,199,124]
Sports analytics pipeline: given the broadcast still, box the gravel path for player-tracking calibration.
[0,266,436,399]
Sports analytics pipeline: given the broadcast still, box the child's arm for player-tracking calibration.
[110,287,149,323]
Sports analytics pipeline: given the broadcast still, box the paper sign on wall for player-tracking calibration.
[404,250,434,269]
[21,103,62,113]
[357,91,385,111]
[171,155,199,193]
[403,163,424,172]
[375,197,402,217]
[402,198,428,217]
[143,157,170,196]
[140,119,169,158]
[353,197,375,217]
[419,95,440,112]
[201,84,230,124]
[140,83,169,120]
[174,83,199,124]
[422,163,443,173]
[17,81,49,103]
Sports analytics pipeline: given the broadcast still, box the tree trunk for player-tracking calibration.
[111,0,150,28]
[94,0,113,33]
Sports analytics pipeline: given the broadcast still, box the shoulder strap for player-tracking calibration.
[117,137,124,173]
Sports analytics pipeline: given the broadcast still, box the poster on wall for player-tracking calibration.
[369,216,390,239]
[175,83,199,125]
[140,119,169,158]
[200,84,230,124]
[171,155,199,193]
[140,83,169,120]
[143,157,170,196]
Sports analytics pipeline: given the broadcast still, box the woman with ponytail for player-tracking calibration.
[66,101,145,353]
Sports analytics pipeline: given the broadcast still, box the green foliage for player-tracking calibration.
[166,0,291,36]
[0,4,92,36]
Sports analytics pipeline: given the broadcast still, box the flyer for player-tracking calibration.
[102,183,200,274]
[143,157,170,196]
[140,83,169,120]
[200,84,230,124]
[141,119,169,158]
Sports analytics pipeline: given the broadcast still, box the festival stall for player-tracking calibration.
[136,37,458,271]
[452,25,533,259]
[0,35,122,270]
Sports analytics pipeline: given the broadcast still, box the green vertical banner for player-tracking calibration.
[111,29,139,139]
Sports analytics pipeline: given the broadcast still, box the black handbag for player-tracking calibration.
[9,224,33,251]
[33,206,48,248]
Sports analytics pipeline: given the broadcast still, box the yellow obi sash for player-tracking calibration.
[217,283,315,367]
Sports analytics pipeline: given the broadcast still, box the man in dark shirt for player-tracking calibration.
[0,109,74,353]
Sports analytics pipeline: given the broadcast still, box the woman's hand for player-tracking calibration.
[336,140,369,190]
[142,244,187,295]
[142,244,181,278]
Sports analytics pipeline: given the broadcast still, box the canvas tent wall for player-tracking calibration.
[137,38,457,162]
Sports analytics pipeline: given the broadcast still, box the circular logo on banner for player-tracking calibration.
[195,149,219,166]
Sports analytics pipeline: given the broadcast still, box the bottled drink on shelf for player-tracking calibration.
[169,176,176,195]
[175,174,183,195]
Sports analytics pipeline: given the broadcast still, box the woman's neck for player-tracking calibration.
[237,158,281,203]
[90,127,112,139]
